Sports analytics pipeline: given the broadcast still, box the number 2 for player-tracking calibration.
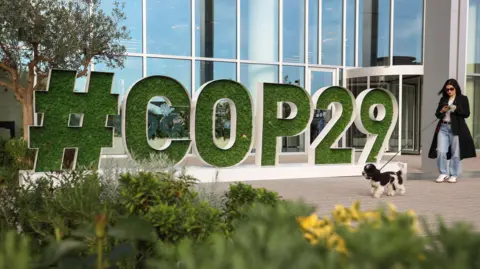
[308,86,357,165]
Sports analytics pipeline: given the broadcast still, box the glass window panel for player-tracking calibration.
[466,76,480,149]
[321,0,342,66]
[240,0,279,62]
[308,0,319,64]
[195,61,236,90]
[468,0,480,73]
[282,66,305,87]
[146,0,191,56]
[95,57,143,155]
[401,75,422,153]
[100,0,143,53]
[346,0,356,66]
[95,57,143,102]
[240,64,278,106]
[393,0,423,65]
[147,58,192,94]
[358,0,391,67]
[310,70,334,95]
[283,0,305,63]
[195,0,236,59]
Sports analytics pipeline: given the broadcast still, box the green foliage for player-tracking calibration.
[313,86,355,164]
[149,201,322,269]
[422,219,480,269]
[0,231,31,269]
[124,76,191,164]
[118,171,198,214]
[194,80,253,167]
[0,138,34,182]
[146,200,224,245]
[29,70,118,172]
[261,83,311,166]
[359,89,395,162]
[223,182,281,232]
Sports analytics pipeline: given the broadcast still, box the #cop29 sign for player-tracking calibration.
[28,69,398,172]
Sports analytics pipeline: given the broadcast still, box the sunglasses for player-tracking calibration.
[446,87,455,92]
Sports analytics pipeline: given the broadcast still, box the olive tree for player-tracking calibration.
[0,0,129,139]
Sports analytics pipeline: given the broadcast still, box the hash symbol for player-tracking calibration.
[29,69,119,172]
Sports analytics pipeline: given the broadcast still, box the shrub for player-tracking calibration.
[149,200,480,269]
[0,138,34,184]
[222,182,282,232]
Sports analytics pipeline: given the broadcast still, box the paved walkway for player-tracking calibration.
[210,154,480,230]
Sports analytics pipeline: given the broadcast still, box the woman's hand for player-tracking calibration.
[440,105,449,113]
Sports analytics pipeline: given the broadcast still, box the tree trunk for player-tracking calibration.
[22,92,34,140]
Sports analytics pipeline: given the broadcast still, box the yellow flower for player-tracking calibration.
[297,214,320,230]
[326,233,348,254]
[418,253,426,261]
[309,225,333,238]
[332,205,350,223]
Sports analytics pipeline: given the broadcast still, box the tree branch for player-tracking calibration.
[76,55,95,78]
[0,80,15,91]
[0,62,16,76]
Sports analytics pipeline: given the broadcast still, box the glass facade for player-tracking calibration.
[95,0,427,154]
[467,0,480,149]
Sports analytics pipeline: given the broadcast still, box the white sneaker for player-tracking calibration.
[436,174,448,183]
[447,176,457,183]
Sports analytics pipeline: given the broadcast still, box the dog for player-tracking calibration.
[362,163,406,198]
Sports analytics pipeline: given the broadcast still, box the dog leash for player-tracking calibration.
[379,118,440,171]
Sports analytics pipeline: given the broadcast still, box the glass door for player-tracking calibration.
[401,75,422,154]
[309,68,338,95]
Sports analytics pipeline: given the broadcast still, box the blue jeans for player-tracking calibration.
[437,123,461,176]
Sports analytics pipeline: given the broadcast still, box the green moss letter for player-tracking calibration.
[29,70,118,172]
[309,86,356,164]
[256,83,312,166]
[193,80,253,167]
[123,76,191,164]
[354,88,398,163]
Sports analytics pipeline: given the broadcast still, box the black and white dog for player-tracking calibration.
[362,163,406,198]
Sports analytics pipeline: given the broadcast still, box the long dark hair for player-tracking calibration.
[438,78,463,98]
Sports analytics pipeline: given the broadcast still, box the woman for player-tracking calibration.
[428,78,476,183]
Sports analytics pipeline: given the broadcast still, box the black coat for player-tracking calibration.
[428,95,477,160]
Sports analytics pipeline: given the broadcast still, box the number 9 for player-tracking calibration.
[354,88,399,164]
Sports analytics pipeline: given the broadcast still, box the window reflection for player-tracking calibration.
[147,58,192,94]
[346,77,367,150]
[283,0,305,63]
[240,64,278,106]
[346,0,356,66]
[146,0,191,56]
[466,77,480,149]
[95,57,143,102]
[308,0,319,64]
[468,0,480,73]
[95,57,143,155]
[358,0,391,67]
[100,0,143,53]
[321,0,342,66]
[240,0,279,62]
[195,0,236,59]
[393,0,423,65]
[283,66,304,87]
[195,61,236,90]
